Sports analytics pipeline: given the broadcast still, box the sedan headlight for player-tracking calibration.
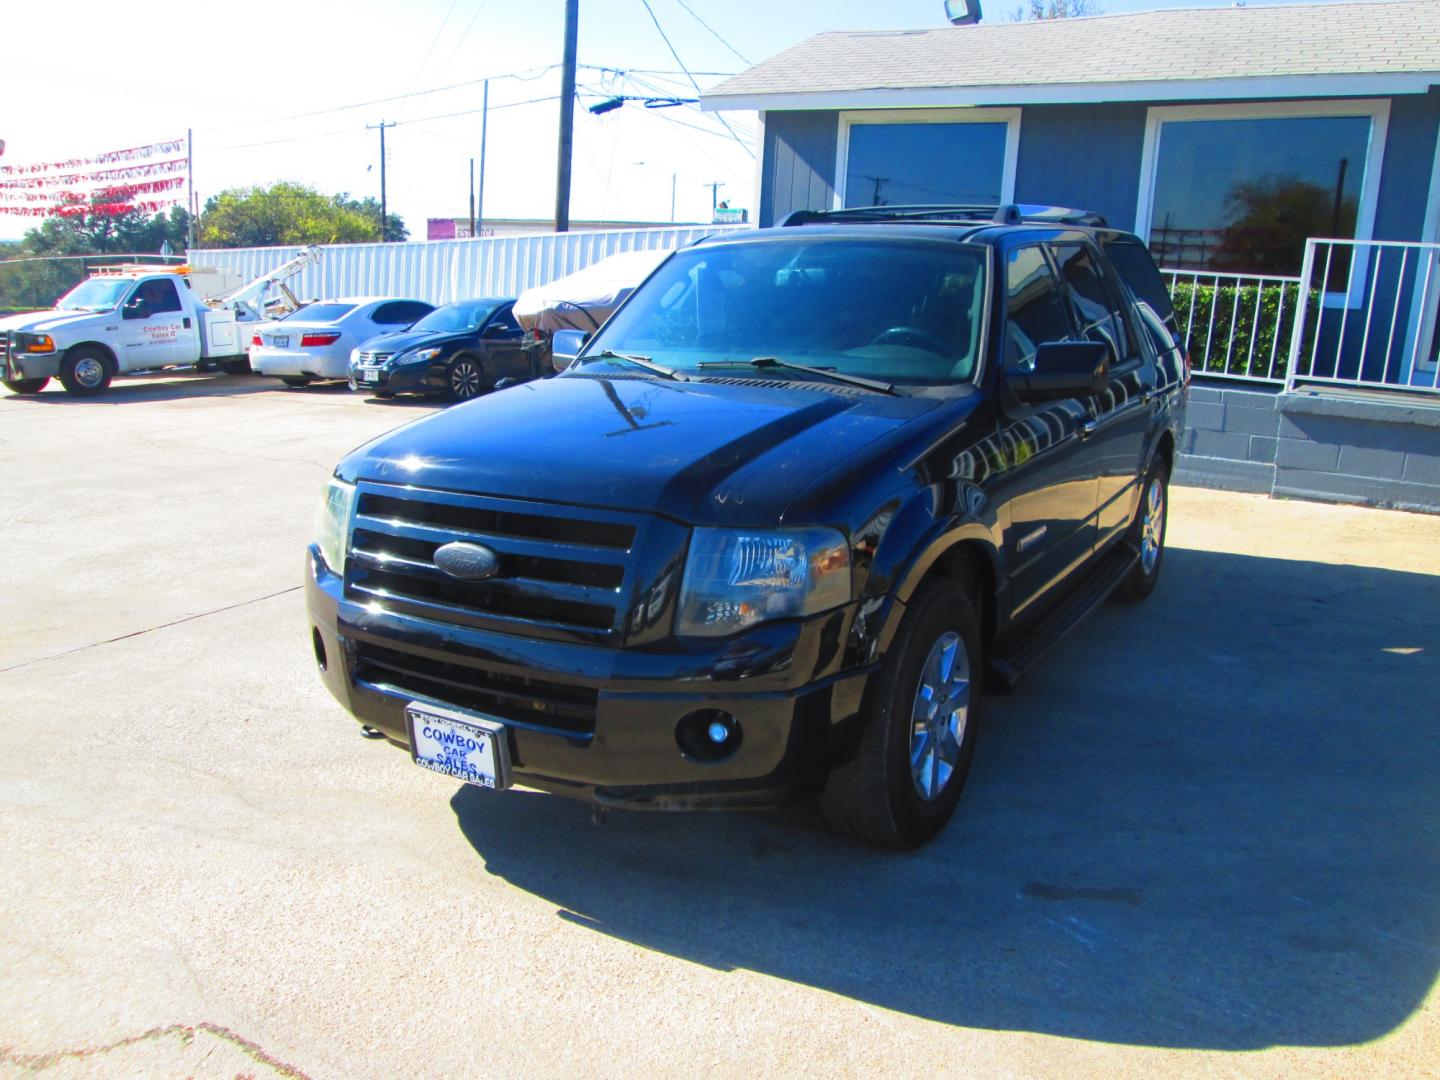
[677,527,851,637]
[397,346,443,364]
[313,478,356,575]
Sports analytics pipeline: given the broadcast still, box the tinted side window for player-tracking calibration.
[400,301,435,324]
[1052,243,1130,360]
[489,305,521,332]
[371,302,425,325]
[140,279,183,314]
[1005,245,1072,371]
[1104,239,1175,321]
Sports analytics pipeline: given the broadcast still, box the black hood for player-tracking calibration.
[339,373,966,526]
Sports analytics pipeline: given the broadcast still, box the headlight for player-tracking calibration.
[22,333,55,353]
[397,346,443,364]
[677,527,851,637]
[313,478,356,575]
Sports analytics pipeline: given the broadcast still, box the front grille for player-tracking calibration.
[345,484,640,641]
[358,351,393,366]
[353,640,597,735]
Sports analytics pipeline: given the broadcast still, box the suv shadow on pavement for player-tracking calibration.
[450,544,1440,1050]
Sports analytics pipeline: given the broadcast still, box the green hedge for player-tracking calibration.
[1169,280,1321,381]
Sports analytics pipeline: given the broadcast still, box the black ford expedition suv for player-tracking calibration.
[307,205,1188,848]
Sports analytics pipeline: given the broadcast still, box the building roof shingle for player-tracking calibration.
[702,1,1440,108]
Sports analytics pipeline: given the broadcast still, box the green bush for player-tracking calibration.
[1169,280,1321,381]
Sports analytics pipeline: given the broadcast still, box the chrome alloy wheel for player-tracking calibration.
[1140,477,1165,574]
[909,631,971,801]
[450,359,482,399]
[74,356,106,388]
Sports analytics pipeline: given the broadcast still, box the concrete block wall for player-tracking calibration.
[1175,378,1440,514]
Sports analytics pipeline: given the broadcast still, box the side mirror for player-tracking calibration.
[122,298,151,320]
[1006,341,1111,403]
[550,328,590,371]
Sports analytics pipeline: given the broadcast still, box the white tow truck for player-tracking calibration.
[0,247,321,397]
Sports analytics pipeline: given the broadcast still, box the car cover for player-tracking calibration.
[513,248,672,334]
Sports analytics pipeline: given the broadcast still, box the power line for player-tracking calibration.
[433,0,497,85]
[634,1,753,159]
[194,64,559,134]
[671,0,751,66]
[407,0,463,95]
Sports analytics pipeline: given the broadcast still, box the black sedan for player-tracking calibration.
[348,298,536,401]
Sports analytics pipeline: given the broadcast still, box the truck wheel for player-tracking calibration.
[820,579,982,849]
[280,376,311,388]
[221,358,252,376]
[447,354,485,401]
[1112,459,1169,605]
[59,348,113,397]
[3,377,49,395]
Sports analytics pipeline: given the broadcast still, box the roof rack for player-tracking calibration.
[777,204,1108,228]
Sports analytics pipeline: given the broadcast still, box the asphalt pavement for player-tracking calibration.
[1,371,1437,1079]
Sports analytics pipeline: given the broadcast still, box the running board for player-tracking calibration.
[986,542,1140,693]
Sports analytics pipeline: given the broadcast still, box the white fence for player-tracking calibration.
[1161,268,1303,385]
[187,224,745,307]
[1285,238,1440,395]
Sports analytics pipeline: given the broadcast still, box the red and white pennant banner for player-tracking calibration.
[0,157,188,191]
[0,137,185,176]
[0,177,187,203]
[0,199,177,218]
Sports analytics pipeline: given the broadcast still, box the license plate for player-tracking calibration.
[272,335,289,348]
[406,702,511,790]
[359,369,378,384]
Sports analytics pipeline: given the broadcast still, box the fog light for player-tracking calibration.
[311,627,328,672]
[676,709,741,762]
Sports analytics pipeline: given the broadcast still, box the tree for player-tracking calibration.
[1210,172,1357,277]
[0,190,191,312]
[197,182,408,248]
[1009,0,1102,19]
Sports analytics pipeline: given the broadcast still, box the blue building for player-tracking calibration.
[703,0,1440,511]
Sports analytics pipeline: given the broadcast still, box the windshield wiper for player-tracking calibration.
[584,349,688,381]
[696,356,896,395]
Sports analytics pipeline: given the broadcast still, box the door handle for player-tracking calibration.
[183,317,192,329]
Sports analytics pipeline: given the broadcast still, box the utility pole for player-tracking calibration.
[477,79,489,235]
[367,120,396,241]
[185,128,196,251]
[704,181,724,216]
[554,0,579,232]
[469,158,476,236]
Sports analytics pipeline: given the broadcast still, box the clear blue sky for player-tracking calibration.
[0,0,1347,241]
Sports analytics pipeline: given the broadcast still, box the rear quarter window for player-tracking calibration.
[1104,239,1175,322]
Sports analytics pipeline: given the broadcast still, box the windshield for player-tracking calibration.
[282,302,355,324]
[410,302,497,334]
[580,238,988,386]
[56,278,133,312]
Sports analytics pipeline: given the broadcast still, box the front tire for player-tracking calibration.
[280,376,311,388]
[447,354,486,401]
[3,377,49,395]
[1112,460,1169,604]
[59,348,112,397]
[820,579,982,849]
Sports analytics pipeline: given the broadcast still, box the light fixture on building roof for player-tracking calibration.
[945,0,982,25]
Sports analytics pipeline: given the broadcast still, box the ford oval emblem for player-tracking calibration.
[433,541,500,581]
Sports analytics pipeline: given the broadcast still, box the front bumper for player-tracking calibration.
[305,547,874,808]
[348,361,445,395]
[3,346,60,381]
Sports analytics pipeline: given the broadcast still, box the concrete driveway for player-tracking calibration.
[2,372,1438,1079]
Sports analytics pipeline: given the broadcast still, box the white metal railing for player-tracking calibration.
[1285,238,1440,395]
[1161,268,1303,384]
